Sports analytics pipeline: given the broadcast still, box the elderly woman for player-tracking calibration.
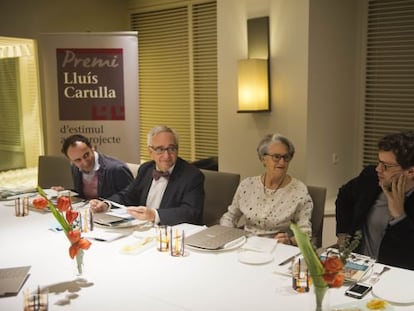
[220,133,313,245]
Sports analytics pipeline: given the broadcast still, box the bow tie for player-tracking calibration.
[153,169,170,180]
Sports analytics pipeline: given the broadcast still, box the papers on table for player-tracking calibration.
[321,248,376,282]
[93,207,135,226]
[0,190,37,201]
[93,213,128,226]
[106,208,134,220]
[83,230,126,242]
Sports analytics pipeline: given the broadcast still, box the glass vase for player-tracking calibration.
[313,286,329,311]
[74,249,84,276]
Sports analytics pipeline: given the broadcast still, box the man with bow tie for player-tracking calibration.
[90,125,205,225]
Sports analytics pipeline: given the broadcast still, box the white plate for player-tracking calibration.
[373,268,414,304]
[186,236,247,252]
[238,250,274,265]
[331,299,394,311]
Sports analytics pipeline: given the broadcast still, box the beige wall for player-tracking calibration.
[0,0,129,40]
[218,0,363,209]
[1,0,364,209]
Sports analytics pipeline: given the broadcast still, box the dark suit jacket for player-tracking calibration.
[108,157,204,225]
[336,165,414,270]
[72,153,134,199]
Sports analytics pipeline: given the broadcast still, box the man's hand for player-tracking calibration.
[336,233,350,249]
[381,174,406,219]
[89,199,110,213]
[127,206,156,222]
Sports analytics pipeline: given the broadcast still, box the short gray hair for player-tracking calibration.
[256,133,295,160]
[147,125,179,147]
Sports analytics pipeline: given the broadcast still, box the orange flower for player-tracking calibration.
[322,256,345,287]
[69,243,80,259]
[36,186,92,274]
[323,256,343,273]
[57,196,71,212]
[69,238,92,259]
[32,197,48,209]
[331,273,344,288]
[68,230,81,243]
[78,238,92,250]
[66,209,79,224]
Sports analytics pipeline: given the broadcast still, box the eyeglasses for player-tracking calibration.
[150,145,178,155]
[377,160,400,171]
[264,153,291,162]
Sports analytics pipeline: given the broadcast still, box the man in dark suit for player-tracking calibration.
[54,134,134,199]
[89,125,205,225]
[336,130,414,270]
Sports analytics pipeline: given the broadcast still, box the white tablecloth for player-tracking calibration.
[0,200,413,311]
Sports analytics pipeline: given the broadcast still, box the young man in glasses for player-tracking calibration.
[335,130,414,270]
[90,125,205,226]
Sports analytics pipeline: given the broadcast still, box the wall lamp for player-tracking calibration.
[237,16,270,113]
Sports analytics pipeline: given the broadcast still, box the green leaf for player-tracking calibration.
[37,186,71,233]
[290,223,326,288]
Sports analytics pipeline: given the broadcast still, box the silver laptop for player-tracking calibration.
[0,266,31,297]
[185,225,247,250]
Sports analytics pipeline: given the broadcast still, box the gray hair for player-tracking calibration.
[256,133,295,160]
[147,125,179,147]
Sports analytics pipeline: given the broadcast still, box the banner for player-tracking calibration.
[38,32,139,163]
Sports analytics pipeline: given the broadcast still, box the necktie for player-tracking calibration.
[153,169,170,180]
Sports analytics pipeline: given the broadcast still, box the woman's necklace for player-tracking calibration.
[263,173,286,195]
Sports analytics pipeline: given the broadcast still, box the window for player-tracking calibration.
[0,38,42,171]
[0,58,22,151]
[362,0,414,166]
[129,0,217,162]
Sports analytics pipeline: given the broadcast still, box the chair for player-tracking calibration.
[200,169,240,226]
[126,162,140,178]
[307,185,327,248]
[37,155,74,189]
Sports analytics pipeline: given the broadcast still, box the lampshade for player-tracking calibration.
[237,59,269,112]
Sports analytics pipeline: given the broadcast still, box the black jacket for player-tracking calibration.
[109,157,204,225]
[336,165,414,270]
[72,153,134,199]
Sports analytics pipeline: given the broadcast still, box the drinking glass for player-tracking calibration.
[169,228,185,257]
[156,225,169,252]
[23,288,48,311]
[292,256,310,293]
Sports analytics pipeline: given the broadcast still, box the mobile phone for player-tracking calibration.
[345,282,372,299]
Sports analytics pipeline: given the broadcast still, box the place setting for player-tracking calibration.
[237,236,278,265]
[120,224,189,257]
[371,267,414,305]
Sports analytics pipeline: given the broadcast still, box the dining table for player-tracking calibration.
[1,197,413,311]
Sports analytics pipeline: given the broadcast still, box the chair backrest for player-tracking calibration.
[37,155,74,190]
[307,185,327,248]
[126,162,140,178]
[200,169,240,226]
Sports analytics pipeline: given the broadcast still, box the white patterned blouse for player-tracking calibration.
[220,176,313,237]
